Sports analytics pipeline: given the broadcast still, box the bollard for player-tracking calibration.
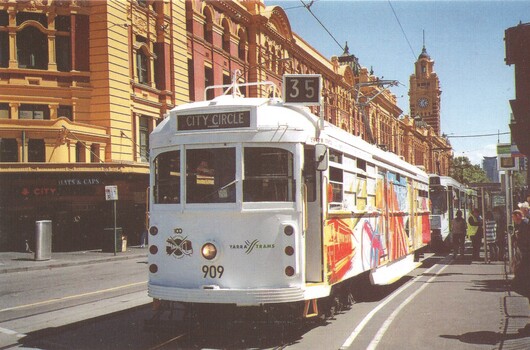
[35,220,52,261]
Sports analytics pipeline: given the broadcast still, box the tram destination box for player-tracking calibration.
[177,110,251,131]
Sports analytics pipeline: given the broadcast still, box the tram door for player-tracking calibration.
[304,147,324,283]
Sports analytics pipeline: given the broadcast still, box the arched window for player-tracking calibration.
[203,9,213,44]
[136,48,149,85]
[17,26,47,69]
[222,19,230,53]
[238,29,247,61]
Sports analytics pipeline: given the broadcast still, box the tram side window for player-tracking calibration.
[244,147,295,202]
[154,151,180,204]
[328,166,343,210]
[186,148,236,203]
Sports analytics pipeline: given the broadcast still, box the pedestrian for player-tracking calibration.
[467,208,483,261]
[518,201,530,220]
[484,211,498,262]
[511,209,530,299]
[451,210,467,259]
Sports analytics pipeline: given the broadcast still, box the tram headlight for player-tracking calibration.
[201,243,217,260]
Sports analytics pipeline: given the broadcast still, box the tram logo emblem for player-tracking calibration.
[166,234,193,258]
[230,239,275,254]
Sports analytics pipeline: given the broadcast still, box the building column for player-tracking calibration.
[9,102,19,120]
[47,12,57,71]
[49,103,59,119]
[19,134,28,163]
[8,10,17,68]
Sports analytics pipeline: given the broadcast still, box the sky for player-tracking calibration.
[265,0,528,165]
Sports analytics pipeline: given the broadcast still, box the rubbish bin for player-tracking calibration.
[35,220,52,261]
[102,227,123,252]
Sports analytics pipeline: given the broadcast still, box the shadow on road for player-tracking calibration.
[440,324,530,346]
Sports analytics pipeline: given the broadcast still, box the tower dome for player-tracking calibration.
[418,46,430,60]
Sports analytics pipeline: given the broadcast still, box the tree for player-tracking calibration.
[450,156,489,185]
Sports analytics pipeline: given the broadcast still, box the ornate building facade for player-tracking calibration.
[0,0,450,251]
[0,0,188,250]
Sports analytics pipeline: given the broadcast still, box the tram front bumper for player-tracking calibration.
[148,283,307,306]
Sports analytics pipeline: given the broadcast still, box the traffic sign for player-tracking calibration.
[105,185,118,201]
[283,74,322,105]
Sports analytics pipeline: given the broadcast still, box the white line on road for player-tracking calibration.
[0,281,147,313]
[339,259,448,349]
[366,263,450,350]
[0,326,25,339]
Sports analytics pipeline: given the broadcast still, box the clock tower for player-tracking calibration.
[409,45,442,135]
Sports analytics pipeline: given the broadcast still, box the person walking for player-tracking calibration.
[467,208,483,261]
[451,210,467,259]
[511,209,530,299]
[484,211,498,262]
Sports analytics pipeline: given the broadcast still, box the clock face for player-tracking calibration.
[418,97,429,108]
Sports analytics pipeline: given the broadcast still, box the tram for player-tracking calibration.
[147,81,431,320]
[428,175,475,251]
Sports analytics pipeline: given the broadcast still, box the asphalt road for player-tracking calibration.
[0,254,528,349]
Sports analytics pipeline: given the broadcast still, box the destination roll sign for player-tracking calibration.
[177,110,251,131]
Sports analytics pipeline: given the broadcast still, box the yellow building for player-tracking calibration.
[0,0,188,250]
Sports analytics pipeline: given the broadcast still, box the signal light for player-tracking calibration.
[149,226,158,236]
[149,245,158,255]
[284,225,294,236]
[285,266,295,277]
[149,264,158,273]
[285,246,294,256]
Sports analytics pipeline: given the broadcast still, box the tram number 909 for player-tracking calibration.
[202,265,224,278]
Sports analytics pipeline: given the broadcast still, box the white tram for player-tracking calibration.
[147,83,431,319]
[428,175,476,251]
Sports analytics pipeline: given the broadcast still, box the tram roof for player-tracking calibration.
[151,94,428,181]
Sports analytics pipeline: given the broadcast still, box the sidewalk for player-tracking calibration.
[0,246,148,274]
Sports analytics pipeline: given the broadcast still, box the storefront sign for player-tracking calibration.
[21,187,58,196]
[58,178,101,186]
[177,110,250,131]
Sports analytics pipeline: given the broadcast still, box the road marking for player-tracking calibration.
[0,326,19,335]
[339,260,447,349]
[0,281,147,313]
[366,263,450,349]
[0,326,25,339]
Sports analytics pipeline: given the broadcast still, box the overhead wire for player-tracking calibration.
[387,0,417,60]
[299,0,344,52]
[446,131,510,139]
